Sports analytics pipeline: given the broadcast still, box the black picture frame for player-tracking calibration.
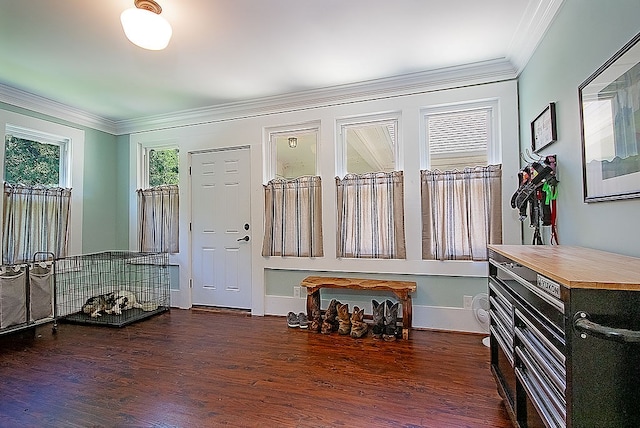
[579,31,640,202]
[531,102,557,153]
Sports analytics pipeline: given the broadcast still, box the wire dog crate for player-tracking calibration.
[56,251,170,327]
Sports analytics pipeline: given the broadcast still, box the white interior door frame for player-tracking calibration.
[189,145,252,309]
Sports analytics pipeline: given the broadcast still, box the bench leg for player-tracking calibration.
[391,291,412,339]
[402,295,413,339]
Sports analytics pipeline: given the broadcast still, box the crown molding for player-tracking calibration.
[0,83,117,135]
[507,0,565,75]
[1,59,518,137]
[115,59,517,135]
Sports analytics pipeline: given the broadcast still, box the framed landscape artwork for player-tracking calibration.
[579,31,640,202]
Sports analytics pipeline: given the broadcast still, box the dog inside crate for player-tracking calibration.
[56,251,170,327]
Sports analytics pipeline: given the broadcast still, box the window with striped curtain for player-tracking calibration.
[2,183,71,265]
[336,171,406,259]
[421,103,502,261]
[262,176,323,257]
[137,185,179,253]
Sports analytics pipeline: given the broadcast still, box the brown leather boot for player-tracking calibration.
[350,306,368,338]
[337,303,351,335]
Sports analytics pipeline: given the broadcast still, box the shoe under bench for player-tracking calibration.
[300,276,417,339]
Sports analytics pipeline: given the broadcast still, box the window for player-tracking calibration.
[420,101,502,261]
[137,146,179,253]
[269,127,318,180]
[422,102,498,171]
[2,125,72,264]
[335,114,405,259]
[262,125,322,257]
[147,147,179,187]
[4,125,69,186]
[337,115,399,175]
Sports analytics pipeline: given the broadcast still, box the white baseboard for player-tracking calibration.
[264,295,488,334]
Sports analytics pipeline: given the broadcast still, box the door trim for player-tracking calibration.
[188,146,252,309]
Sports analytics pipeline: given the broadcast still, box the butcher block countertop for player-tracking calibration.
[488,245,640,291]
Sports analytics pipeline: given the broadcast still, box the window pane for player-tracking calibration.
[275,132,316,179]
[149,148,179,186]
[345,122,395,174]
[4,136,60,186]
[427,109,489,170]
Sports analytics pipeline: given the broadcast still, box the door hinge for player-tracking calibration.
[189,222,192,231]
[189,166,192,175]
[189,278,193,289]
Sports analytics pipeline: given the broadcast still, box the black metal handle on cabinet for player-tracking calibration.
[574,312,640,344]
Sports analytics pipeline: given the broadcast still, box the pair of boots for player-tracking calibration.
[332,300,368,338]
[347,305,368,338]
[306,298,339,334]
[371,299,400,341]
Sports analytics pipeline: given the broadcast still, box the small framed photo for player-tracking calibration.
[531,102,557,153]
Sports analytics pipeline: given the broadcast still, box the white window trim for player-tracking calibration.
[5,124,71,187]
[1,110,84,257]
[137,141,179,189]
[336,112,402,177]
[420,99,500,170]
[263,121,320,183]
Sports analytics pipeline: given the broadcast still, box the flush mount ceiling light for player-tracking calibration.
[288,137,298,149]
[121,0,172,50]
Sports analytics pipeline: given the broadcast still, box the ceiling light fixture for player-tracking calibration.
[121,0,172,51]
[288,137,298,149]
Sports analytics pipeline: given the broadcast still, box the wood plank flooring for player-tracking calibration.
[0,309,511,427]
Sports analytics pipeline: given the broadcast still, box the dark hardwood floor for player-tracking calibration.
[0,309,511,427]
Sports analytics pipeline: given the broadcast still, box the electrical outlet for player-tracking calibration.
[463,295,473,310]
[293,286,301,298]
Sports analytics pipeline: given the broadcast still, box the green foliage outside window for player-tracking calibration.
[149,148,179,187]
[4,136,60,186]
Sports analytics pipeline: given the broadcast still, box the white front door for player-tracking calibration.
[190,148,252,309]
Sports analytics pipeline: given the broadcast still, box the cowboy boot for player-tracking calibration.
[337,303,351,335]
[309,307,322,333]
[321,299,339,334]
[383,300,399,341]
[350,306,368,338]
[371,299,385,339]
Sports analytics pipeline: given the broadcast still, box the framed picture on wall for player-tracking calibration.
[579,31,640,202]
[530,102,557,153]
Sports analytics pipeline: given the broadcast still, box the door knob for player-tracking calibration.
[237,235,250,242]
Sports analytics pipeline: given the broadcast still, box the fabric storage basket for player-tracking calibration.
[29,264,53,322]
[0,268,27,329]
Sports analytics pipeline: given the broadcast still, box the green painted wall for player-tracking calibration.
[265,269,487,308]
[517,0,640,256]
[115,134,131,250]
[81,130,122,252]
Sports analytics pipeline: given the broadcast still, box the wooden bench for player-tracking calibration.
[300,276,417,339]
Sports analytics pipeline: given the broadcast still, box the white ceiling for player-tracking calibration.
[0,0,562,127]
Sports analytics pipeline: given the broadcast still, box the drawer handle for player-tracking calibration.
[574,312,640,343]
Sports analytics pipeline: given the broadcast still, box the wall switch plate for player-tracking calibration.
[293,286,301,298]
[463,295,473,310]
